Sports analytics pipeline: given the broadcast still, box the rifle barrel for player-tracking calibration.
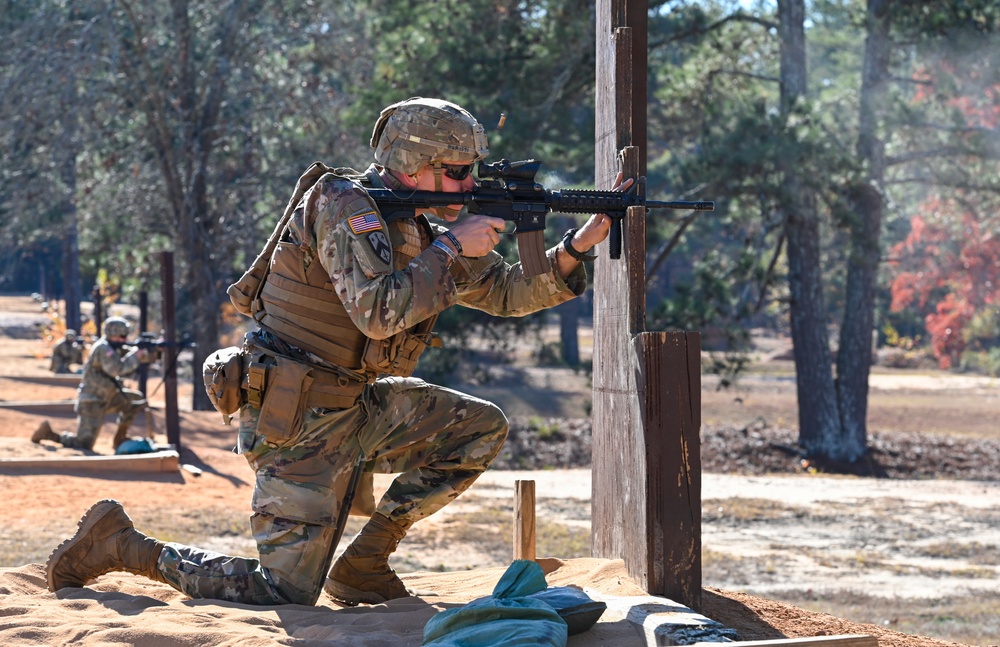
[646,200,715,211]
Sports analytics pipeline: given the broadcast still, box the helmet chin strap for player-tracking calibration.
[432,162,444,192]
[429,162,462,219]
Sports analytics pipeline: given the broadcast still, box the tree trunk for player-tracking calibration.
[778,0,843,457]
[173,0,224,411]
[835,0,891,461]
[58,71,82,333]
[185,153,220,412]
[186,247,219,412]
[60,202,82,333]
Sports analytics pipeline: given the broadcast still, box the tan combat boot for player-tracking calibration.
[46,499,167,592]
[31,421,60,444]
[112,423,130,450]
[324,513,411,605]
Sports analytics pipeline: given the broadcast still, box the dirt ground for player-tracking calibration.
[1,294,996,646]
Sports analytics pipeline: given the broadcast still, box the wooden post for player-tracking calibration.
[91,284,103,330]
[137,290,149,397]
[160,252,180,451]
[513,480,536,561]
[593,0,703,610]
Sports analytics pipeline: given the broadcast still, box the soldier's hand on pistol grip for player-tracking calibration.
[443,214,506,257]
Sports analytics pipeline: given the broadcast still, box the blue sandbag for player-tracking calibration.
[114,438,159,455]
[422,560,606,647]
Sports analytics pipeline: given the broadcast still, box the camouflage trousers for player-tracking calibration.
[60,389,146,450]
[158,375,508,606]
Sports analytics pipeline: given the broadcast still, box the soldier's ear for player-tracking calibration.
[394,167,421,189]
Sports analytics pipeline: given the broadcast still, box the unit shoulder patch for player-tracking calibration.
[367,231,392,264]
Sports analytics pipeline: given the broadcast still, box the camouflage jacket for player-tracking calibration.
[50,338,83,372]
[77,337,142,403]
[285,164,587,343]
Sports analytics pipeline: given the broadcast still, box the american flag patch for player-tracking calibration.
[347,212,382,234]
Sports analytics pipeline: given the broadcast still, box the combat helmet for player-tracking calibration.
[102,317,131,339]
[371,97,489,175]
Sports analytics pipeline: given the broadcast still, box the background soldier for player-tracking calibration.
[44,97,631,609]
[49,329,84,374]
[32,316,151,451]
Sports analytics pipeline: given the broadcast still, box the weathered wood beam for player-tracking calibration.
[593,0,702,610]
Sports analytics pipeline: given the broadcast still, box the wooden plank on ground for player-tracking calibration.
[0,449,179,473]
[3,375,81,387]
[587,589,738,645]
[690,635,877,647]
[0,400,76,414]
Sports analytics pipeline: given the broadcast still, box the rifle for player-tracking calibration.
[109,333,196,399]
[110,333,196,357]
[368,158,715,277]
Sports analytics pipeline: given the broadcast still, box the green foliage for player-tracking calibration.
[644,1,861,353]
[527,416,561,440]
[349,0,597,179]
[960,347,1000,378]
[3,0,1000,401]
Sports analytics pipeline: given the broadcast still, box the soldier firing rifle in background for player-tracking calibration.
[32,316,157,451]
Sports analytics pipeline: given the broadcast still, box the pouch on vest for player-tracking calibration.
[202,346,246,425]
[255,353,314,444]
[361,328,442,377]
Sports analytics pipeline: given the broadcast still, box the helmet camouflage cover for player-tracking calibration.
[371,97,489,174]
[102,316,131,338]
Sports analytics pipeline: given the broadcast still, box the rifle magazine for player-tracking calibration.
[517,230,548,278]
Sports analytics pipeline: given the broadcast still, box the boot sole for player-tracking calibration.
[323,577,410,606]
[324,578,382,606]
[46,499,122,592]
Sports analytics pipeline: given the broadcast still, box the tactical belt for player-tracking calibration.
[305,376,367,410]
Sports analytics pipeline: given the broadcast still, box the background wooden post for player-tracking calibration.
[137,290,149,397]
[592,0,703,610]
[91,283,103,331]
[513,479,536,561]
[160,251,180,451]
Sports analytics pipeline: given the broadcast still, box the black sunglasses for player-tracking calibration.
[443,163,474,181]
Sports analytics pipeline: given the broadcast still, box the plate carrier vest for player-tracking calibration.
[227,163,441,409]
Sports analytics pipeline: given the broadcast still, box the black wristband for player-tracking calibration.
[442,230,463,256]
[561,228,597,262]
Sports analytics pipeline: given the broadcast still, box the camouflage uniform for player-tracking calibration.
[57,336,146,450]
[50,333,83,373]
[156,165,588,605]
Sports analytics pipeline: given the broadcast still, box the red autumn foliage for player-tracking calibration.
[892,60,1000,369]
[889,205,1000,369]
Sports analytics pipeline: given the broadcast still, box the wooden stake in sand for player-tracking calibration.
[513,479,536,561]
